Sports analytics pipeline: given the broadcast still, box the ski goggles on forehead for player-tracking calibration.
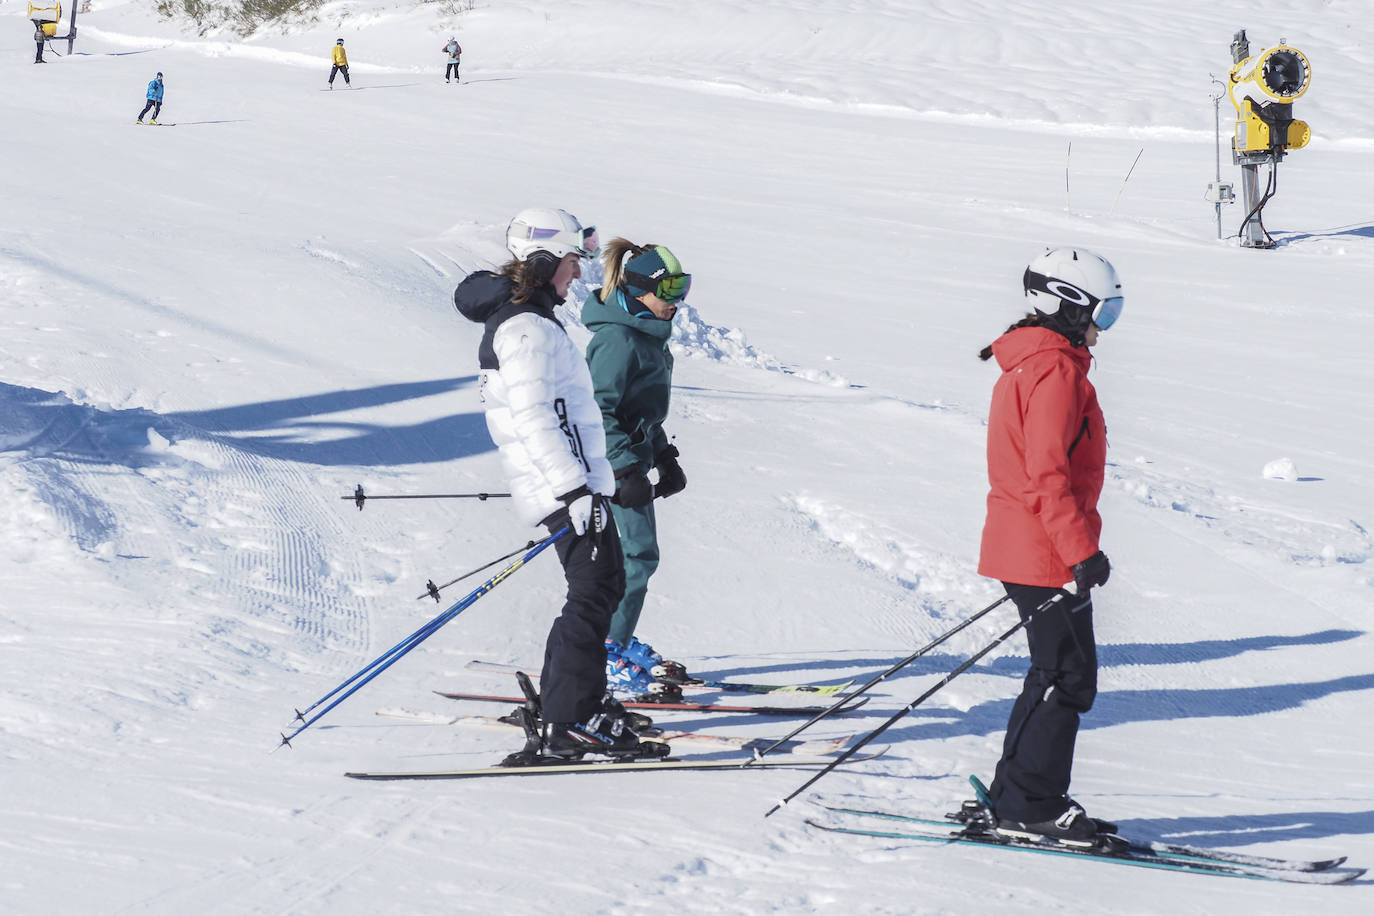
[625,270,692,304]
[525,225,599,257]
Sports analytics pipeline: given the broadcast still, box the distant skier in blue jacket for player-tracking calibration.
[137,72,164,124]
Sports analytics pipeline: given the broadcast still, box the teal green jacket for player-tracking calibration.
[582,287,674,474]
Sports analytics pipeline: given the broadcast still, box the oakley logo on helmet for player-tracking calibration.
[1024,268,1101,307]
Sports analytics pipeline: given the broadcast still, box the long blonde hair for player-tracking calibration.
[598,238,658,303]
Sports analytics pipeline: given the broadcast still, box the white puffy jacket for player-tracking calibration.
[455,272,614,526]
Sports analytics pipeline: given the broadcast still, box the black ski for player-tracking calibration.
[346,749,887,781]
[435,690,868,717]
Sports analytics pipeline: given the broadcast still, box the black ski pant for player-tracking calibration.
[138,100,162,121]
[329,64,350,85]
[446,63,459,81]
[35,41,44,63]
[988,582,1097,823]
[538,516,626,724]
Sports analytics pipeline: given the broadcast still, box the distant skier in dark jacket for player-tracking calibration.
[34,24,46,64]
[137,72,164,124]
[452,208,664,763]
[582,238,692,697]
[442,37,462,83]
[975,246,1123,847]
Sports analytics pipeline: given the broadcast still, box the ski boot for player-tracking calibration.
[540,703,670,761]
[601,692,659,736]
[994,803,1102,848]
[606,654,659,693]
[961,776,1122,851]
[619,636,691,684]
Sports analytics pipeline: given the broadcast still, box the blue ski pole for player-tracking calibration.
[279,526,570,747]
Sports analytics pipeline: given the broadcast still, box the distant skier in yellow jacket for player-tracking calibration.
[329,38,350,89]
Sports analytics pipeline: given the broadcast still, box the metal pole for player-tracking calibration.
[1239,163,1263,247]
[1214,86,1224,239]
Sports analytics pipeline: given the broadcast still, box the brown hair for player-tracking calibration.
[498,256,554,305]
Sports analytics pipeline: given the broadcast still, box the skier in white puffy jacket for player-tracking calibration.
[453,208,658,761]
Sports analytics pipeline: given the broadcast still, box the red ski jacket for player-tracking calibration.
[978,326,1105,588]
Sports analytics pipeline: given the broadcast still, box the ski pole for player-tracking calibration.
[278,526,570,748]
[763,589,1083,817]
[746,594,1011,762]
[345,484,510,510]
[417,534,555,602]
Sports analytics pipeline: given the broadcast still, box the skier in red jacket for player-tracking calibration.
[976,247,1123,846]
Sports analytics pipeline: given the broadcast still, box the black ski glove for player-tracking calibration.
[1072,550,1111,593]
[613,466,653,509]
[653,445,687,499]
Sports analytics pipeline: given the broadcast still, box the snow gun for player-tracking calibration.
[1225,29,1312,248]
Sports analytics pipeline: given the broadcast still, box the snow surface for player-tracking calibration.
[3,0,1373,913]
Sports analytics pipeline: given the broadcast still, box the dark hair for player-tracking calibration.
[498,255,558,304]
[978,313,1052,361]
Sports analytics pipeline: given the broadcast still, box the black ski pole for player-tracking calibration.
[763,589,1083,817]
[278,526,570,748]
[417,534,554,602]
[345,484,510,510]
[747,594,1011,763]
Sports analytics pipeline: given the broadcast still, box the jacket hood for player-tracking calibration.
[453,271,515,323]
[581,288,673,341]
[991,325,1091,373]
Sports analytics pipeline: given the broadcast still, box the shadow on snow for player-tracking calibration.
[0,377,492,468]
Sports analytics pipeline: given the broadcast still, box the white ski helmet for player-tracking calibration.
[1022,247,1124,333]
[505,208,599,262]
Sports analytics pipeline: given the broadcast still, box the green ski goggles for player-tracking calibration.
[625,270,692,304]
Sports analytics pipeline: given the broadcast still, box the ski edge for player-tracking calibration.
[434,690,869,717]
[375,708,853,755]
[346,749,887,781]
[463,659,855,695]
[821,805,1350,873]
[805,819,1364,885]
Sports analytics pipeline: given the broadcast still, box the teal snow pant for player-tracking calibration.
[606,499,660,647]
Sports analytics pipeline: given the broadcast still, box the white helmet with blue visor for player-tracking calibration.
[505,208,599,263]
[1023,247,1123,332]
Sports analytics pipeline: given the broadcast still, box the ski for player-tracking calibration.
[464,659,854,695]
[435,690,869,717]
[346,749,886,781]
[821,806,1350,873]
[808,812,1363,884]
[375,707,853,755]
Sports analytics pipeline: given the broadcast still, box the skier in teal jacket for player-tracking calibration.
[582,239,692,695]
